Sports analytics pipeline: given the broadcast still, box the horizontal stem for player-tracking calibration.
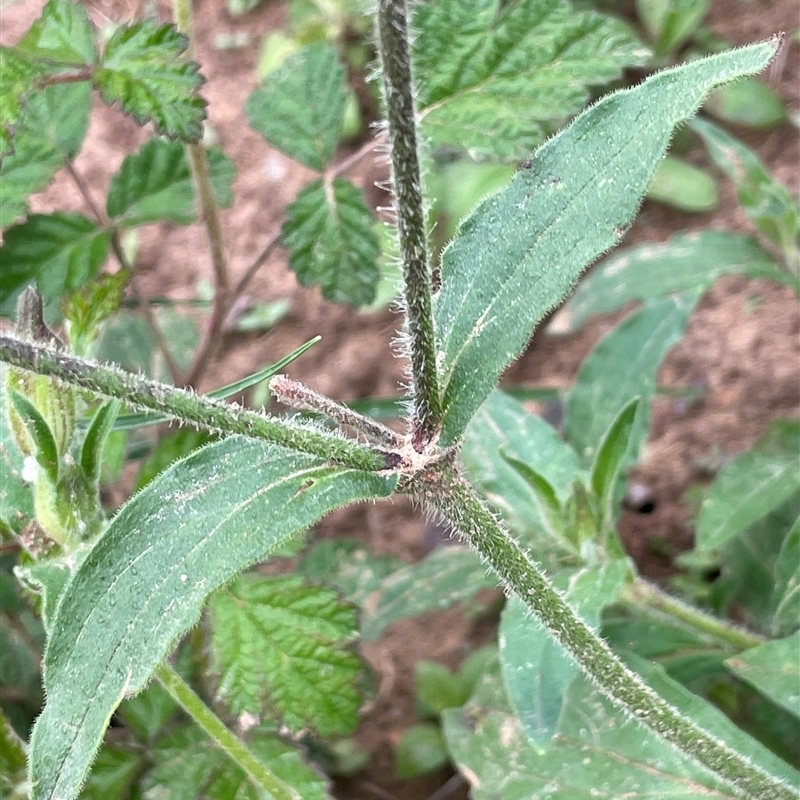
[154,663,300,800]
[428,475,797,800]
[0,336,392,472]
[624,579,766,651]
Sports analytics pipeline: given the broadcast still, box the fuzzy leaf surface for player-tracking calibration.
[697,418,800,550]
[94,21,205,141]
[282,178,380,306]
[556,231,787,332]
[443,658,798,799]
[0,365,33,535]
[106,138,235,226]
[143,724,331,800]
[0,212,111,316]
[565,294,697,465]
[208,574,362,737]
[16,0,95,65]
[413,0,650,161]
[246,43,347,171]
[432,42,775,446]
[28,436,395,800]
[361,547,497,642]
[725,632,800,718]
[0,46,47,155]
[499,561,631,745]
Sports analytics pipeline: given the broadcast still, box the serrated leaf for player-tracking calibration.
[462,390,582,559]
[556,231,787,332]
[565,294,697,465]
[107,138,235,226]
[282,178,380,306]
[246,43,347,171]
[208,574,362,737]
[726,632,800,718]
[0,46,48,155]
[0,706,27,796]
[0,212,111,317]
[28,436,395,800]
[360,546,497,642]
[697,418,800,550]
[16,0,96,65]
[94,21,205,141]
[0,82,93,228]
[499,561,631,745]
[772,517,800,637]
[443,656,798,799]
[0,364,34,534]
[414,0,650,161]
[143,724,331,800]
[432,42,776,446]
[691,116,799,265]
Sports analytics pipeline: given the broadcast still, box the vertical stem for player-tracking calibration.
[427,475,797,800]
[376,0,441,451]
[154,663,301,800]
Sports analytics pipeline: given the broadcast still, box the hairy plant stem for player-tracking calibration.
[425,472,797,800]
[624,578,766,651]
[154,663,301,800]
[376,0,441,450]
[0,337,393,472]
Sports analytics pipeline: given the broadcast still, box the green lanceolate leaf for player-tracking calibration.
[690,116,799,267]
[501,454,564,542]
[556,231,787,332]
[696,418,800,550]
[282,178,380,306]
[499,561,631,746]
[9,390,59,484]
[143,724,331,800]
[208,574,362,737]
[247,42,348,171]
[79,400,121,483]
[106,138,235,226]
[432,41,776,446]
[16,0,96,65]
[565,294,697,465]
[725,632,800,718]
[0,212,111,316]
[772,517,800,637]
[0,83,93,229]
[0,46,48,155]
[636,0,708,56]
[28,436,396,800]
[94,21,205,141]
[360,546,498,642]
[413,0,650,161]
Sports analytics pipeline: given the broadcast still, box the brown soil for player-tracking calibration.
[2,0,799,797]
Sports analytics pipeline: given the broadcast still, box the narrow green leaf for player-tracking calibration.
[282,178,380,306]
[361,547,497,642]
[590,396,641,522]
[29,436,395,800]
[16,0,96,65]
[0,706,27,796]
[0,365,34,534]
[79,400,121,482]
[208,574,363,737]
[557,231,787,332]
[9,390,59,483]
[565,294,697,464]
[414,0,650,161]
[0,212,111,316]
[772,517,800,637]
[726,633,800,718]
[697,419,800,550]
[462,390,582,558]
[636,0,708,55]
[94,21,206,142]
[0,46,47,155]
[691,116,799,263]
[143,724,332,800]
[106,138,235,226]
[433,41,776,445]
[499,561,631,746]
[501,452,564,541]
[646,154,718,212]
[246,42,347,171]
[705,77,787,129]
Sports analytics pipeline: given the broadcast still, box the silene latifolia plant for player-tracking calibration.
[0,1,797,799]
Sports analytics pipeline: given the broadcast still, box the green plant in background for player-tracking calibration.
[1,1,799,800]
